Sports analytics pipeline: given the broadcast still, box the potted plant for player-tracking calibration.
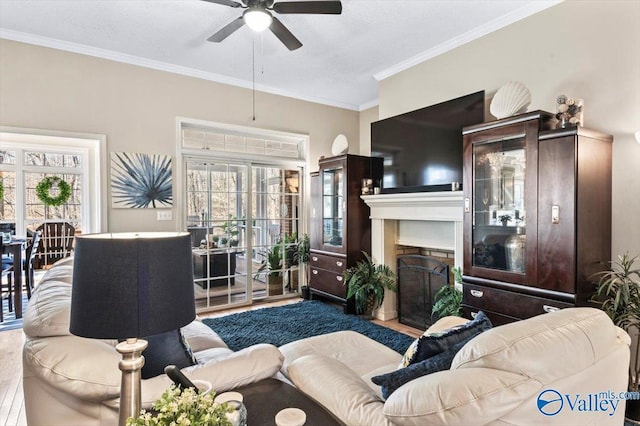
[343,252,396,319]
[295,234,310,297]
[591,253,640,421]
[127,385,233,425]
[221,215,241,247]
[255,243,284,296]
[431,266,463,321]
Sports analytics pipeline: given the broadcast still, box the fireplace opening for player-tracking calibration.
[397,254,450,330]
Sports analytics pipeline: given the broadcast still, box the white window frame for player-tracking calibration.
[0,127,107,234]
[175,117,310,233]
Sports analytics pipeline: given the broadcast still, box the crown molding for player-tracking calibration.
[0,28,360,111]
[358,98,379,112]
[373,0,561,82]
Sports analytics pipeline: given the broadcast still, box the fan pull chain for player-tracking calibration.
[252,35,256,121]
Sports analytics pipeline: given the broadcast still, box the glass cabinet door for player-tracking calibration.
[322,166,344,248]
[472,136,526,273]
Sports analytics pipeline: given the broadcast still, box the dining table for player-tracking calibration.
[2,239,25,319]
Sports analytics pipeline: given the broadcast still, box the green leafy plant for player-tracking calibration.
[254,243,284,279]
[431,266,463,320]
[343,252,396,318]
[127,385,232,426]
[220,215,242,246]
[294,234,310,267]
[591,253,640,392]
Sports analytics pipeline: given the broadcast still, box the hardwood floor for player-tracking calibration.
[0,298,421,426]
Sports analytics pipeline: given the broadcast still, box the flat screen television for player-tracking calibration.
[371,90,485,193]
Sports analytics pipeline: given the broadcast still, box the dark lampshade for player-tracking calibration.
[70,232,196,339]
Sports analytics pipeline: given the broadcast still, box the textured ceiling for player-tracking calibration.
[0,0,559,110]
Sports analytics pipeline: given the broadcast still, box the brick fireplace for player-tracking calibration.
[362,191,464,321]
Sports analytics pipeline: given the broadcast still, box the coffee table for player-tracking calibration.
[234,378,344,425]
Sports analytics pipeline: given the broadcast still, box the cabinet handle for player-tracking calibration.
[336,261,343,267]
[312,269,318,275]
[470,311,478,319]
[312,256,318,262]
[543,305,560,313]
[336,275,343,282]
[470,289,484,298]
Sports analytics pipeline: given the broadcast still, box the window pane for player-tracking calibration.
[0,150,16,165]
[24,152,82,168]
[24,173,82,230]
[0,171,16,220]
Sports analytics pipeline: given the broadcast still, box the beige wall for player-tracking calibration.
[358,105,378,155]
[0,39,358,232]
[372,1,640,257]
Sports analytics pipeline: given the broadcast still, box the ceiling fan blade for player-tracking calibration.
[270,17,302,51]
[201,0,243,8]
[272,1,342,14]
[207,17,245,42]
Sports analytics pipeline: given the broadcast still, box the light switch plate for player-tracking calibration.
[157,210,172,221]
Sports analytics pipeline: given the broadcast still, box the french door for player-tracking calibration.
[185,158,302,312]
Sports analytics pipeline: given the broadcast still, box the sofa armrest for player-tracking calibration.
[383,368,539,426]
[288,355,390,426]
[136,343,283,406]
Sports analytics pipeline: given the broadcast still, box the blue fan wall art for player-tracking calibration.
[110,152,172,208]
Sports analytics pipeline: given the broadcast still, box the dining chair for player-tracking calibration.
[3,231,42,303]
[34,222,75,269]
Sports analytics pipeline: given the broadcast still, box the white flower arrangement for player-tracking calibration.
[127,385,233,426]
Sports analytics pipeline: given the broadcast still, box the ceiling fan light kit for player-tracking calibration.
[204,0,342,50]
[244,8,273,32]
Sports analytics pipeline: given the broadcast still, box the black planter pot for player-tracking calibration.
[301,286,310,300]
[627,399,640,423]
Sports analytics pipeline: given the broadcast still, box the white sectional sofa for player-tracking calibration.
[279,308,631,426]
[23,258,632,426]
[22,258,283,425]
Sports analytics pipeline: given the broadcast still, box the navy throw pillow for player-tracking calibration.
[372,336,474,399]
[140,329,196,379]
[406,311,492,366]
[372,311,492,398]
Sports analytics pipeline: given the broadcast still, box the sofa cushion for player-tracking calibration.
[140,329,196,379]
[400,311,492,368]
[279,330,402,381]
[372,332,478,398]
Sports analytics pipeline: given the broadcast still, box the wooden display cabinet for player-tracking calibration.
[462,111,612,324]
[309,154,383,312]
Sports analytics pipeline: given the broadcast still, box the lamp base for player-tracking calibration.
[116,338,148,426]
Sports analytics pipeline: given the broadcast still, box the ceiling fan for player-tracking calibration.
[202,0,342,51]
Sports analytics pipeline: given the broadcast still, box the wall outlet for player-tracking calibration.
[157,210,172,221]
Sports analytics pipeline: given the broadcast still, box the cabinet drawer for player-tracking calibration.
[463,283,573,319]
[462,305,519,326]
[309,252,347,274]
[309,267,347,299]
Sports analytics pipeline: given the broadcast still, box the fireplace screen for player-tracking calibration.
[397,255,450,330]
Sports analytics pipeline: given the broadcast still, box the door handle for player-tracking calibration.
[312,269,318,275]
[336,261,343,267]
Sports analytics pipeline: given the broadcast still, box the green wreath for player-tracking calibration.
[36,176,72,206]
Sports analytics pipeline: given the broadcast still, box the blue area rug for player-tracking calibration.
[202,300,415,353]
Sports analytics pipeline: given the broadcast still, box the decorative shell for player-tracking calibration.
[331,134,349,156]
[490,81,531,119]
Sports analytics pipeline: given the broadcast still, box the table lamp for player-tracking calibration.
[69,232,196,426]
